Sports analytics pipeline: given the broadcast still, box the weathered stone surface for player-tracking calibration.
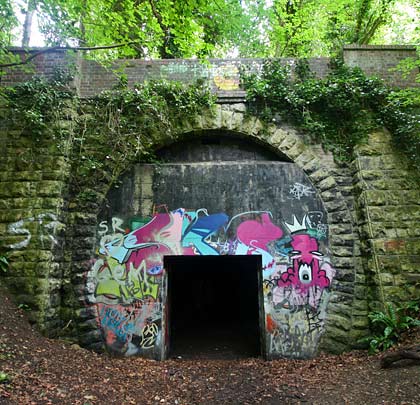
[0,79,418,360]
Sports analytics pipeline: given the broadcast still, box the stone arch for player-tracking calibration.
[162,106,360,352]
[71,105,359,357]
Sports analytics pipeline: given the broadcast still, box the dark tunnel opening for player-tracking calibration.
[165,255,262,359]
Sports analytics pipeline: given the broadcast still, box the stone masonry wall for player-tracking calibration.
[60,104,363,356]
[0,99,75,334]
[0,48,419,356]
[353,130,420,312]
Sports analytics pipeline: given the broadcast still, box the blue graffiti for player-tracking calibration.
[182,212,229,255]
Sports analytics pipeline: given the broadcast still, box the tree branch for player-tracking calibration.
[0,42,138,68]
[147,0,169,33]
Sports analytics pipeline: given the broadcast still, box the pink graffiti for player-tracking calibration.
[127,244,172,274]
[237,213,283,250]
[278,234,331,292]
[129,213,172,244]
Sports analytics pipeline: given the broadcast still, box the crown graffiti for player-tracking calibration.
[285,215,307,233]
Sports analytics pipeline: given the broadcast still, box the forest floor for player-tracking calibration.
[0,287,419,405]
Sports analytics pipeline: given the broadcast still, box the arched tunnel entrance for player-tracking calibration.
[165,255,263,359]
[87,131,336,360]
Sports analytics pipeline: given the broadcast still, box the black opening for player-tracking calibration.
[165,255,262,359]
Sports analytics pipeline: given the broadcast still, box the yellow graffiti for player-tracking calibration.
[213,65,239,90]
[94,258,159,302]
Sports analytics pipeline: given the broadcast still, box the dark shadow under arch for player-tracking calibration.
[156,130,293,163]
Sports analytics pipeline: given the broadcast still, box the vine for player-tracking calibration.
[3,74,216,198]
[73,79,216,196]
[241,59,420,165]
[4,68,76,138]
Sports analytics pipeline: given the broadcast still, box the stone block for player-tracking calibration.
[240,116,257,134]
[329,210,351,223]
[293,151,317,168]
[309,168,330,183]
[351,298,369,312]
[329,224,354,235]
[285,142,306,160]
[351,315,370,329]
[324,199,346,213]
[229,112,244,131]
[251,117,264,135]
[318,176,337,191]
[354,285,368,300]
[318,337,349,354]
[322,325,350,345]
[379,272,394,285]
[330,246,354,257]
[277,134,298,153]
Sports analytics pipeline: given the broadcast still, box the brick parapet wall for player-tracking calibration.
[1,45,418,100]
[0,49,79,90]
[78,57,331,99]
[343,45,419,88]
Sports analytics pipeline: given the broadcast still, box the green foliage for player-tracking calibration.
[380,88,420,164]
[5,68,75,137]
[73,79,215,190]
[0,0,19,67]
[32,0,250,59]
[3,1,418,60]
[17,303,31,311]
[232,0,419,58]
[394,57,420,84]
[241,59,420,163]
[362,301,420,354]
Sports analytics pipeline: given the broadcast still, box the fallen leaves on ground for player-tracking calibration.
[0,287,419,404]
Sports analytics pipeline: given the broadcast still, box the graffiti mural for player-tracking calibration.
[87,207,335,358]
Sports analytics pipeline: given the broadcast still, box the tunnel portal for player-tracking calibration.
[165,255,263,359]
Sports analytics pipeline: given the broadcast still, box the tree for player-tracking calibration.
[351,0,396,44]
[1,0,419,61]
[32,0,252,59]
[21,0,36,47]
[245,0,418,58]
[0,0,19,66]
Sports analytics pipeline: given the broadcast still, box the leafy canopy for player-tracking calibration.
[2,0,419,59]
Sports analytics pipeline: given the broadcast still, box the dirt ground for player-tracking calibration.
[0,287,419,405]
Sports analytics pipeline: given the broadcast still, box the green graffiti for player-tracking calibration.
[94,260,159,302]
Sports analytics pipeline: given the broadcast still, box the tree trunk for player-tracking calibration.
[22,0,36,47]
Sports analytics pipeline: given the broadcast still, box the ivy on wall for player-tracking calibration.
[73,79,216,194]
[3,73,216,199]
[4,60,419,175]
[4,69,76,138]
[241,59,420,165]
